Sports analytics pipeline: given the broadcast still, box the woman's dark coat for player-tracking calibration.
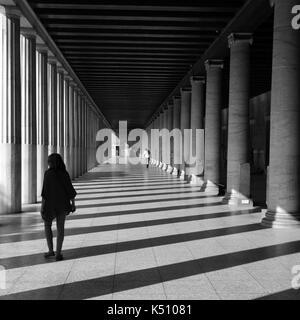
[41,168,77,220]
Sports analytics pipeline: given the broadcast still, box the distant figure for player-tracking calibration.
[143,148,151,168]
[41,153,77,261]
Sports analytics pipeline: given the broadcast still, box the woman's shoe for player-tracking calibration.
[56,254,64,261]
[44,251,55,258]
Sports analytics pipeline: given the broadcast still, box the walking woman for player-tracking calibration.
[41,153,77,261]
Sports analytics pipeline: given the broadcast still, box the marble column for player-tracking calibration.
[189,76,205,185]
[159,111,164,166]
[167,102,174,173]
[20,28,37,204]
[72,86,79,178]
[64,75,71,174]
[172,96,181,176]
[36,44,49,198]
[162,105,169,170]
[262,0,300,227]
[82,98,86,175]
[223,33,253,205]
[151,116,159,166]
[76,92,81,177]
[204,60,224,194]
[180,87,192,180]
[0,6,22,214]
[57,67,65,159]
[48,56,58,154]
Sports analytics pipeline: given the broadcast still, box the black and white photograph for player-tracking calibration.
[0,0,300,307]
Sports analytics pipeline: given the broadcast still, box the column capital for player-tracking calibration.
[65,75,73,82]
[36,43,49,54]
[205,59,224,71]
[0,5,22,18]
[21,27,36,39]
[228,33,253,48]
[57,66,67,75]
[48,56,58,65]
[70,80,78,87]
[190,75,205,85]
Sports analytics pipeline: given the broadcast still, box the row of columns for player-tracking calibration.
[147,0,300,227]
[0,5,102,214]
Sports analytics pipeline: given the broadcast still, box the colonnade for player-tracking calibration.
[0,5,103,214]
[147,0,300,228]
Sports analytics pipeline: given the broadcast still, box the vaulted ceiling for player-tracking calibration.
[27,0,272,129]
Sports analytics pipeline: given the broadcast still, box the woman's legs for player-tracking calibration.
[56,213,66,256]
[44,220,54,253]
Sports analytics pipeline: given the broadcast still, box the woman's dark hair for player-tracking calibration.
[48,153,66,171]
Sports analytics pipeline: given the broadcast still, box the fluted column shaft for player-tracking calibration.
[36,45,48,197]
[262,0,300,227]
[64,76,71,173]
[172,96,181,175]
[72,86,78,178]
[189,76,205,183]
[180,88,191,179]
[224,33,253,204]
[57,68,65,158]
[21,29,37,204]
[0,7,22,214]
[204,60,224,194]
[48,57,57,154]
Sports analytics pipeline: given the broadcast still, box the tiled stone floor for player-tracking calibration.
[0,164,300,300]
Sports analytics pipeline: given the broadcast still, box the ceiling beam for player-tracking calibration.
[145,0,272,127]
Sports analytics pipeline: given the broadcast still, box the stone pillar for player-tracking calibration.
[262,0,300,227]
[82,99,87,174]
[204,60,224,194]
[151,116,158,166]
[77,93,82,176]
[159,111,164,166]
[72,86,79,178]
[162,105,169,170]
[64,75,71,174]
[36,44,49,198]
[20,28,37,204]
[0,6,22,214]
[223,33,253,205]
[172,96,181,176]
[167,102,174,173]
[48,56,57,154]
[57,67,65,159]
[180,87,191,180]
[189,76,205,185]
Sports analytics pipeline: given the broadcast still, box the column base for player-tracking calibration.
[200,180,221,195]
[22,144,37,204]
[172,167,179,177]
[162,163,168,171]
[222,190,253,206]
[261,210,300,228]
[166,165,173,174]
[0,143,22,214]
[37,145,48,196]
[189,174,205,186]
[179,170,188,181]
